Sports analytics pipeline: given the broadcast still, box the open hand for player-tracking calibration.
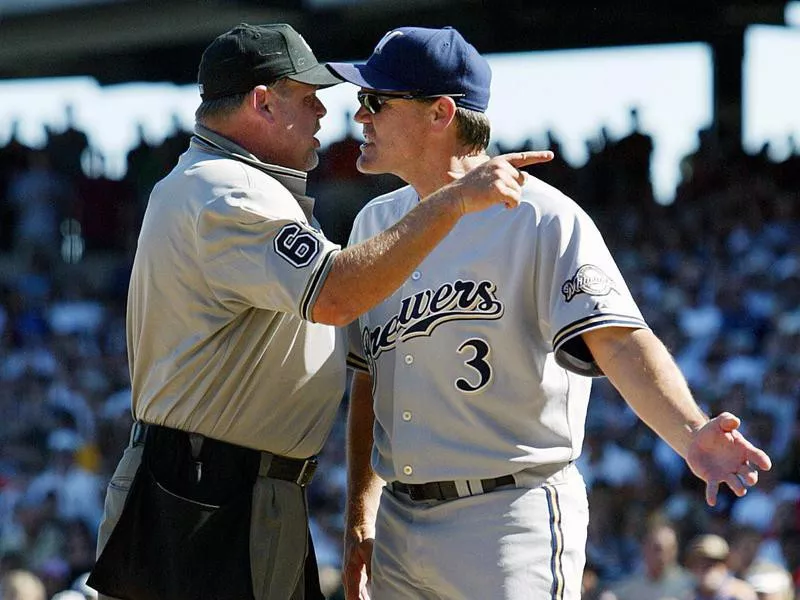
[686,412,772,506]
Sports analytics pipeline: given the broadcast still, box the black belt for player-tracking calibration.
[130,420,148,446]
[390,475,516,502]
[129,422,318,487]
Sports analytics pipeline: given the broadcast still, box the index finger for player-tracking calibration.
[499,150,555,167]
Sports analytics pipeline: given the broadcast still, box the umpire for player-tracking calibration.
[88,22,553,600]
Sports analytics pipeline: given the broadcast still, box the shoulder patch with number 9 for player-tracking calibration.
[274,223,320,268]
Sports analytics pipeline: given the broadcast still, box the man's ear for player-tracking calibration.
[252,85,276,123]
[429,96,457,132]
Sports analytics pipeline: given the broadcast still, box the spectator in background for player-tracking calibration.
[25,430,104,533]
[728,525,769,581]
[6,150,70,263]
[0,568,46,600]
[62,520,95,589]
[1,494,64,578]
[730,465,791,537]
[744,562,795,600]
[685,534,758,600]
[0,120,31,253]
[773,501,800,589]
[582,561,616,600]
[608,518,694,600]
[155,113,191,173]
[612,106,654,206]
[45,105,89,182]
[585,482,640,582]
[124,124,162,213]
[757,363,799,467]
[577,427,644,490]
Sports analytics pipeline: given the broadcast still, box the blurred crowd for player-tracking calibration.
[0,105,797,600]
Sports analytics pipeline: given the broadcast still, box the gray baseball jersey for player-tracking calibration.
[348,177,649,483]
[127,125,348,457]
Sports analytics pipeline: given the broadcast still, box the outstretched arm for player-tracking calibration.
[582,326,772,506]
[311,151,553,326]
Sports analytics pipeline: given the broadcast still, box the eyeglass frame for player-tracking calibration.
[356,91,466,114]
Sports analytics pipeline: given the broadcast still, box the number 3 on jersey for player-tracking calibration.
[455,338,492,393]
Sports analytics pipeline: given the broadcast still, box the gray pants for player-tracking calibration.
[95,444,311,600]
[372,463,588,600]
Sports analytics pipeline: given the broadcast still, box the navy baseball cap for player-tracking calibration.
[327,26,491,112]
[198,23,342,100]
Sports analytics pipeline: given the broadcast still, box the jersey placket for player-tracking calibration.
[390,267,428,481]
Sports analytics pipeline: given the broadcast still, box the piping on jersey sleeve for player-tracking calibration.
[299,248,340,322]
[552,313,649,377]
[345,320,369,372]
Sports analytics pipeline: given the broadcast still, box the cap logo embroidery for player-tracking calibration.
[374,30,404,54]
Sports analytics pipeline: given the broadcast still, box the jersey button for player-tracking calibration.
[411,271,421,281]
[402,410,412,421]
[403,465,413,476]
[404,354,414,365]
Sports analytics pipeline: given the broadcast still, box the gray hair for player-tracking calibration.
[195,93,248,123]
[194,79,291,123]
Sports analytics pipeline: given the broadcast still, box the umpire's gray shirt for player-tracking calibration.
[127,125,346,457]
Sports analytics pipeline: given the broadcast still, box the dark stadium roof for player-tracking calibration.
[0,0,788,84]
[0,0,792,140]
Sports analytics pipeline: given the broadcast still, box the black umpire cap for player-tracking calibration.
[198,23,342,100]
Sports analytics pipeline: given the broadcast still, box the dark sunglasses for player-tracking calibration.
[357,91,465,114]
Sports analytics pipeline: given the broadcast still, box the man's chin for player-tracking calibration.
[356,156,384,175]
[305,152,320,172]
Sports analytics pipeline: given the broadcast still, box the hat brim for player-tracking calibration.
[289,64,343,88]
[326,62,411,92]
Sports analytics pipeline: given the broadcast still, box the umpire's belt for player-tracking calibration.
[389,475,516,502]
[130,421,318,487]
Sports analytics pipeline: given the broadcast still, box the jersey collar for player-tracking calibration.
[191,124,309,198]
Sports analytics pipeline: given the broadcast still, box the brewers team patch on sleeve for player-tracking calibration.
[538,208,648,377]
[551,261,648,376]
[274,223,321,268]
[561,265,617,302]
